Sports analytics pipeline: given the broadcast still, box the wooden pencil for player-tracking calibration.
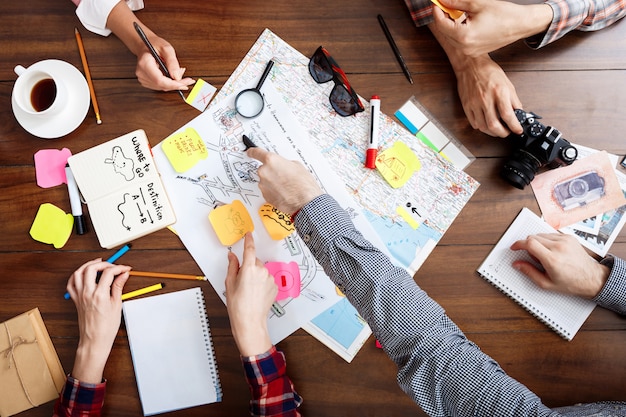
[74,27,102,124]
[129,270,207,281]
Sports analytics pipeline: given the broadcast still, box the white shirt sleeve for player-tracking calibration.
[75,0,145,36]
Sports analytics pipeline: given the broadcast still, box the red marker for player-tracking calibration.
[365,95,380,169]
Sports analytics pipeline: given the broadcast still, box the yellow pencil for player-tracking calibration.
[121,283,164,301]
[74,27,102,125]
[129,270,207,281]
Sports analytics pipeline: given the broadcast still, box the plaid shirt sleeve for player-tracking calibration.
[52,376,106,417]
[241,346,302,417]
[403,0,436,26]
[527,0,626,48]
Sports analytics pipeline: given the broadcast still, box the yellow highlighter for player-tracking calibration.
[121,283,164,301]
[431,0,465,20]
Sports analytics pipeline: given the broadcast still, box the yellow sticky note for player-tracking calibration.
[431,0,464,20]
[376,141,421,188]
[258,203,295,240]
[29,203,74,248]
[162,127,208,173]
[208,200,254,246]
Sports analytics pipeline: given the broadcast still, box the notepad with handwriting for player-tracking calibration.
[477,208,596,341]
[122,287,221,416]
[67,129,176,249]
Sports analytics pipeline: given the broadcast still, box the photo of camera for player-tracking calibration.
[501,110,578,190]
[553,171,606,211]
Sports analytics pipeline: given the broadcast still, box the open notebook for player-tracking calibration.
[477,208,596,341]
[122,287,221,415]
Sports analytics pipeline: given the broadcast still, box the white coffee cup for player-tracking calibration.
[13,64,68,118]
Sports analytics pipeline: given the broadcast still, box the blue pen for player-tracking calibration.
[63,244,132,299]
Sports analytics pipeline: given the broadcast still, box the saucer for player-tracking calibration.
[12,59,90,139]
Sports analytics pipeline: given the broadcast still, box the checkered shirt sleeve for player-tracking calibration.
[294,194,626,416]
[241,345,302,417]
[52,375,106,417]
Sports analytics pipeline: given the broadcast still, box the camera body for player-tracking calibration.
[501,110,578,189]
[554,171,605,211]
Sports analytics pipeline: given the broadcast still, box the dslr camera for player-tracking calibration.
[554,171,605,211]
[501,109,578,189]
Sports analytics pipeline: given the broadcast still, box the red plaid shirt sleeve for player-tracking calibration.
[241,346,302,417]
[403,0,435,26]
[52,376,106,417]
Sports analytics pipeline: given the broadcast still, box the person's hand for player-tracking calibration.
[225,233,277,356]
[66,259,131,383]
[510,233,610,299]
[246,147,323,215]
[454,54,523,137]
[135,34,195,92]
[431,0,553,57]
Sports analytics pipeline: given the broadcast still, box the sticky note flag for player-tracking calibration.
[34,148,72,188]
[29,203,74,248]
[185,78,217,112]
[208,200,254,246]
[376,141,421,188]
[162,127,208,172]
[431,0,464,20]
[396,200,425,229]
[259,203,295,240]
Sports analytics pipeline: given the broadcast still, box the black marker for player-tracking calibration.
[242,134,257,150]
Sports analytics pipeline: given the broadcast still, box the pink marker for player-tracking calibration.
[365,95,380,169]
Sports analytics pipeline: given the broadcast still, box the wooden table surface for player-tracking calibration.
[1,1,625,416]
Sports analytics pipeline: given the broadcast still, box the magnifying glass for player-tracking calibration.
[235,60,275,118]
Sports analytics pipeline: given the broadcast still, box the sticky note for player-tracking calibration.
[396,201,425,230]
[208,200,254,246]
[431,0,464,20]
[376,141,421,188]
[258,203,295,240]
[34,148,72,188]
[162,127,208,172]
[185,78,217,112]
[29,203,74,248]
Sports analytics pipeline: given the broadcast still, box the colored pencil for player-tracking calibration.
[121,283,164,301]
[74,27,102,124]
[129,270,207,281]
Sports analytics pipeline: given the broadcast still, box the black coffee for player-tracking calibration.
[30,78,57,112]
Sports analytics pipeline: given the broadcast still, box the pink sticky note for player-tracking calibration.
[34,148,72,188]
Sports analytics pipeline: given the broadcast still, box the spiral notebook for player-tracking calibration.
[477,208,596,341]
[123,287,221,415]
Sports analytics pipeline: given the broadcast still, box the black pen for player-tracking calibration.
[133,21,186,100]
[377,14,413,85]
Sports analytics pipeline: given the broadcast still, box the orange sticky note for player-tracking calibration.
[208,200,254,246]
[258,203,295,240]
[431,0,464,20]
[162,127,208,172]
[29,203,74,248]
[376,141,421,188]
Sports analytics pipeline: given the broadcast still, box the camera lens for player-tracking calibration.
[501,151,541,190]
[568,178,589,197]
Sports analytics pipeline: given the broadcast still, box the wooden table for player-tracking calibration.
[1,1,625,415]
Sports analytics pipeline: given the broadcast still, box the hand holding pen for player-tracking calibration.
[133,22,194,98]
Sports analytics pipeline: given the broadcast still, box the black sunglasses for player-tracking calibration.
[308,46,365,117]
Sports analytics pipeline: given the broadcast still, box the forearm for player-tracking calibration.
[295,194,551,416]
[106,1,151,57]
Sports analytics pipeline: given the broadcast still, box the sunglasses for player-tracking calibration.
[309,46,365,117]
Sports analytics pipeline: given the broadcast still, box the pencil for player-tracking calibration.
[122,283,164,301]
[377,15,414,85]
[74,27,102,124]
[129,270,207,281]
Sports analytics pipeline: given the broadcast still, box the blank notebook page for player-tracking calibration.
[123,287,221,416]
[477,208,596,341]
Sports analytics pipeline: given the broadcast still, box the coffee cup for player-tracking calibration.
[13,64,68,118]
